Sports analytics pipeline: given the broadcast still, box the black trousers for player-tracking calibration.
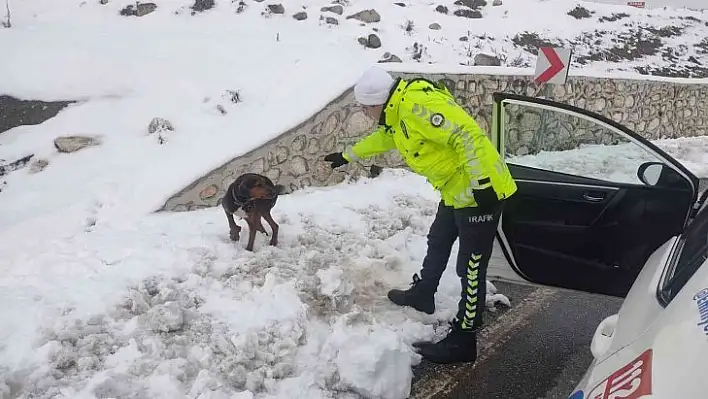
[418,195,505,331]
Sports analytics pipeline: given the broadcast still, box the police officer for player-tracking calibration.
[323,66,517,364]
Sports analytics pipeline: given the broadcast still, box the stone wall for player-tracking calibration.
[160,72,708,212]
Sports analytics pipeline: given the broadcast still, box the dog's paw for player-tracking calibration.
[269,237,278,247]
[229,231,240,241]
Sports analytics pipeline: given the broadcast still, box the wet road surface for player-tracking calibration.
[410,281,622,399]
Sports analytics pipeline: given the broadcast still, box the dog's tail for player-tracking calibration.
[274,184,286,195]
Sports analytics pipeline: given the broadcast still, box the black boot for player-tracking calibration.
[415,319,478,364]
[387,273,435,315]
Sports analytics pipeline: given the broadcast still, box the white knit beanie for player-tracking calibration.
[354,66,394,106]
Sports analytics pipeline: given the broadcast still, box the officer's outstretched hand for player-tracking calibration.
[324,152,348,169]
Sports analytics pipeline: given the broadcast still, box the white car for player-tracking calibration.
[485,93,708,399]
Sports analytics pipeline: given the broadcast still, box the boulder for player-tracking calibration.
[474,53,502,66]
[346,9,381,23]
[54,136,102,153]
[320,5,343,15]
[268,4,285,14]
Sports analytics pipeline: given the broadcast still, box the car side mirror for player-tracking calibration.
[637,162,665,186]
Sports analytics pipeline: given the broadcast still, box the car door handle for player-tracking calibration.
[582,193,605,202]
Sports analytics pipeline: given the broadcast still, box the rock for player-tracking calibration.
[455,0,487,7]
[346,9,380,23]
[268,4,285,14]
[567,6,592,19]
[99,0,108,4]
[28,159,49,174]
[378,52,403,63]
[359,34,381,49]
[192,0,215,13]
[325,16,339,25]
[119,3,157,17]
[320,5,343,15]
[429,23,441,30]
[493,0,502,5]
[137,3,157,16]
[148,117,174,134]
[54,136,102,153]
[0,154,33,177]
[394,2,406,6]
[293,11,307,20]
[119,5,134,16]
[474,53,502,66]
[435,5,448,14]
[454,8,482,18]
[368,34,382,48]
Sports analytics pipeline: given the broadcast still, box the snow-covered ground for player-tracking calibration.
[0,169,514,399]
[2,142,708,398]
[2,0,708,234]
[2,0,708,398]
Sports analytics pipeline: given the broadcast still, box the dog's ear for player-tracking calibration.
[274,184,286,195]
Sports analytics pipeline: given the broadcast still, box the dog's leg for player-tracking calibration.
[224,210,241,242]
[254,215,268,236]
[263,210,279,247]
[245,216,258,251]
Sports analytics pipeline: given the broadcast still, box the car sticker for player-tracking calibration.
[693,287,708,335]
[586,349,652,399]
[568,390,584,399]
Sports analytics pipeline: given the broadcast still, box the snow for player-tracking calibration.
[382,63,708,84]
[511,136,708,184]
[2,0,708,397]
[0,169,498,398]
[589,0,706,10]
[0,0,707,236]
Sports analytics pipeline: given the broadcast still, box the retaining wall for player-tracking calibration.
[160,72,708,212]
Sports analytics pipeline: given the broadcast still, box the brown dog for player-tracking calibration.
[221,173,284,251]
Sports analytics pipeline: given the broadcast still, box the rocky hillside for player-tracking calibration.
[82,0,708,78]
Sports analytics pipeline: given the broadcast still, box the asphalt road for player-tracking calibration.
[410,281,623,399]
[0,96,73,135]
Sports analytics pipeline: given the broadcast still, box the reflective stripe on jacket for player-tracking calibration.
[342,77,517,208]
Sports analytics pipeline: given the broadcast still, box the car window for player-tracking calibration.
[501,101,671,186]
[659,208,708,305]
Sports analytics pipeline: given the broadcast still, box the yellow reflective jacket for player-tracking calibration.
[342,78,517,209]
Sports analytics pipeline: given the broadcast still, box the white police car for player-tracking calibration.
[486,93,708,399]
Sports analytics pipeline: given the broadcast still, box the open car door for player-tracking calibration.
[490,92,700,297]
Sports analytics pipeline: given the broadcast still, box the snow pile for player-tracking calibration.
[0,170,510,399]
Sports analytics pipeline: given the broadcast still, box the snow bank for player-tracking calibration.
[0,169,508,398]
